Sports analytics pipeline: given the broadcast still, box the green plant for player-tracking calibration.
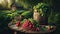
[33,3,50,16]
[21,11,33,19]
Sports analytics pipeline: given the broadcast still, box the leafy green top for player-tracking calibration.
[33,3,49,16]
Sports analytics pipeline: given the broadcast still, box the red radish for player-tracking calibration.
[29,23,34,30]
[22,20,35,30]
[31,27,36,31]
[16,21,20,27]
[22,20,30,28]
[47,26,51,31]
[36,27,40,31]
